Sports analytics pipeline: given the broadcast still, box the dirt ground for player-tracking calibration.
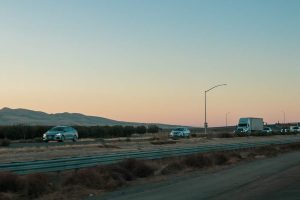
[0,135,298,163]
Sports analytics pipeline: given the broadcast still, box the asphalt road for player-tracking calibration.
[95,151,300,200]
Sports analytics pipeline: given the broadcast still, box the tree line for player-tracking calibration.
[0,125,160,140]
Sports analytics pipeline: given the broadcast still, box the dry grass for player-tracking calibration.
[1,143,300,199]
[0,172,23,193]
[207,132,235,139]
[150,140,176,145]
[24,173,52,198]
[160,161,185,175]
[0,139,11,147]
[183,154,214,168]
[0,192,18,200]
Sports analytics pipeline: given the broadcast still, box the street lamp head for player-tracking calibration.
[205,83,227,93]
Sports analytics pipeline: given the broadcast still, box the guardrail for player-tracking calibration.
[1,137,300,174]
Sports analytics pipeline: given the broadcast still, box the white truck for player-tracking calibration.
[235,117,264,134]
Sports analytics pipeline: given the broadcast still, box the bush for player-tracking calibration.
[150,140,176,145]
[218,133,234,138]
[184,154,213,168]
[24,173,51,198]
[109,166,134,181]
[161,161,184,175]
[123,126,135,137]
[64,167,124,191]
[0,139,10,147]
[64,168,106,189]
[119,159,156,178]
[33,137,43,142]
[147,125,159,133]
[212,153,229,165]
[0,193,17,200]
[0,172,23,192]
[136,126,146,134]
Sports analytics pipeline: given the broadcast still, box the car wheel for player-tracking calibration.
[73,135,78,142]
[60,136,65,142]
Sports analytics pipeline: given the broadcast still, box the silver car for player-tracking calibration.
[43,126,78,142]
[170,128,191,138]
[262,127,272,134]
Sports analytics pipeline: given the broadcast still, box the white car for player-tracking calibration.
[43,126,78,142]
[262,127,272,134]
[290,126,300,133]
[170,128,190,138]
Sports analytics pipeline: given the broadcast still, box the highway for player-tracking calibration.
[1,136,300,174]
[95,150,300,200]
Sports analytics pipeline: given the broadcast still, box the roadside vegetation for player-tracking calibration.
[0,139,10,147]
[0,124,296,143]
[1,143,300,200]
[0,125,160,141]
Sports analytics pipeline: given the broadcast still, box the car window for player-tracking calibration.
[51,127,65,131]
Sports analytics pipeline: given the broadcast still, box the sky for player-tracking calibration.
[0,0,299,127]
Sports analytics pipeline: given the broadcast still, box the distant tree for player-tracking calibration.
[147,125,159,133]
[136,126,147,134]
[123,126,135,137]
[109,125,124,137]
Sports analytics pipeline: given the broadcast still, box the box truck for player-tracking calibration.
[235,117,264,134]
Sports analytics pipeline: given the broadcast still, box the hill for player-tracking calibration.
[0,107,179,128]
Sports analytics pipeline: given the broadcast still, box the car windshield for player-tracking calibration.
[50,127,66,132]
[174,128,184,131]
[238,124,248,127]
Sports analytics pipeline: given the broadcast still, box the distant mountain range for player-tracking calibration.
[0,107,180,128]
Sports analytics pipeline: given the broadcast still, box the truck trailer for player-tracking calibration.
[235,117,264,134]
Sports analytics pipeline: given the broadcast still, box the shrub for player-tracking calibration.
[253,146,279,157]
[0,172,23,192]
[150,140,176,145]
[118,159,156,178]
[218,133,234,138]
[136,126,146,134]
[33,137,43,142]
[0,193,16,200]
[24,173,51,198]
[123,126,135,137]
[183,154,213,168]
[108,166,134,181]
[212,153,229,165]
[0,139,10,147]
[64,168,105,189]
[147,125,159,133]
[64,167,124,191]
[161,161,184,175]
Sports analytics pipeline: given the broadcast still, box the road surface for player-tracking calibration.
[95,150,300,200]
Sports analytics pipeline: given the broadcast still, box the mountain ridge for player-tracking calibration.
[0,107,181,128]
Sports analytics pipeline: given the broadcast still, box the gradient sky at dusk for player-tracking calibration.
[1,0,299,126]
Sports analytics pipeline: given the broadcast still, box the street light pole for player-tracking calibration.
[204,84,227,134]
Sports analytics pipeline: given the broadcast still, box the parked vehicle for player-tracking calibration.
[290,126,300,133]
[235,118,264,135]
[43,126,78,142]
[170,128,190,138]
[262,127,272,134]
[281,128,290,134]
